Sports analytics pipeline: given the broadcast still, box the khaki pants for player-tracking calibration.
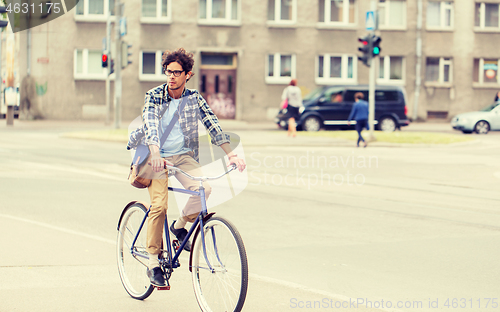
[146,153,212,255]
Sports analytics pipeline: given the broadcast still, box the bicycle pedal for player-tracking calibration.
[155,286,170,290]
[172,240,180,251]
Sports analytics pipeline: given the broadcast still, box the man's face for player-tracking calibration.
[166,61,191,91]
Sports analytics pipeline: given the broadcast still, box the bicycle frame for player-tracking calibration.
[128,182,218,273]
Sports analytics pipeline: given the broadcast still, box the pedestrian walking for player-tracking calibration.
[347,92,369,148]
[127,48,246,287]
[281,79,302,137]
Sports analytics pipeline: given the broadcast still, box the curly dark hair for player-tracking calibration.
[162,48,195,80]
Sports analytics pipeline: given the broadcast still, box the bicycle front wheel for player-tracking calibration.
[191,216,248,312]
[117,202,154,300]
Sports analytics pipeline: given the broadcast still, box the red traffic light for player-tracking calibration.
[102,54,108,68]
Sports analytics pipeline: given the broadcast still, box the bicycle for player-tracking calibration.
[116,164,248,312]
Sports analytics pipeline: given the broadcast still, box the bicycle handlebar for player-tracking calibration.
[165,163,238,182]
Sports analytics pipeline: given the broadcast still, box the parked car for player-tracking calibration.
[0,87,20,119]
[275,85,410,132]
[451,102,500,134]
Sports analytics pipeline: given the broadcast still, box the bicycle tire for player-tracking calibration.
[191,216,248,312]
[117,202,155,300]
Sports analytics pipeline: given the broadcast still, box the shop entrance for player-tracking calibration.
[199,53,237,119]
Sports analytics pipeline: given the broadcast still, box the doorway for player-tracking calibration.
[199,53,237,119]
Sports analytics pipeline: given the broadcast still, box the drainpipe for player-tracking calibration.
[27,29,31,76]
[413,0,423,121]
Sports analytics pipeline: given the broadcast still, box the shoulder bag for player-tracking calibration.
[129,96,187,188]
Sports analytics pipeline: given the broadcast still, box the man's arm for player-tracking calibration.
[347,103,358,124]
[219,142,246,172]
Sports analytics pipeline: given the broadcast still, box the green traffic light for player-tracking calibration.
[373,47,380,55]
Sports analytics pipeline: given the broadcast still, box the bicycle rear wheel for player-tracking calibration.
[117,202,154,300]
[191,216,248,312]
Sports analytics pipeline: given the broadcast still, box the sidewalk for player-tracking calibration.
[0,118,452,133]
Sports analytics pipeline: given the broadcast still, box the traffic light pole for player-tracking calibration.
[105,13,111,125]
[114,0,122,129]
[368,50,376,141]
[368,0,377,141]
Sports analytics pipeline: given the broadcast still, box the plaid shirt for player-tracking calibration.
[127,83,230,162]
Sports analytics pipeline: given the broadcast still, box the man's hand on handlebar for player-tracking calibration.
[227,155,246,173]
[148,145,174,172]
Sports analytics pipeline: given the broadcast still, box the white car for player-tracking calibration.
[451,102,500,134]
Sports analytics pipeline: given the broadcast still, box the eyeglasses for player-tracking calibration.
[165,69,184,77]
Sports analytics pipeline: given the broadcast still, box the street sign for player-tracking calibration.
[366,11,376,31]
[119,17,127,37]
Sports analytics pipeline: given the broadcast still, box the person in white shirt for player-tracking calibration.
[281,79,302,137]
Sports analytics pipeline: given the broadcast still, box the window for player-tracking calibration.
[378,56,404,83]
[268,0,296,24]
[473,58,499,84]
[378,0,406,29]
[426,1,453,29]
[375,91,400,102]
[75,0,115,21]
[316,54,356,84]
[475,2,500,30]
[141,0,171,23]
[425,57,452,84]
[199,0,240,25]
[74,49,107,80]
[140,51,165,81]
[266,53,296,84]
[201,54,234,66]
[318,0,356,25]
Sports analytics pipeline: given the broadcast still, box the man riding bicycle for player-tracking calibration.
[127,48,246,287]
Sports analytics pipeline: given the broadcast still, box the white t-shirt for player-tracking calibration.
[281,85,303,107]
[159,98,192,157]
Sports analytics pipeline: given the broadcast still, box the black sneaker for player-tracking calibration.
[170,221,191,251]
[147,267,166,287]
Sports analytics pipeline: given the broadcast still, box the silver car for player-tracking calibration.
[451,102,500,134]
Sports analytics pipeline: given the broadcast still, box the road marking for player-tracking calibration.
[9,160,125,182]
[0,213,400,312]
[248,273,403,312]
[0,213,116,245]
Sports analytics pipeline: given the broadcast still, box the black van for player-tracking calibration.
[275,85,410,132]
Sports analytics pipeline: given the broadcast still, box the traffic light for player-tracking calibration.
[371,35,382,57]
[0,6,8,28]
[102,53,108,68]
[109,59,114,75]
[358,35,372,67]
[121,41,132,69]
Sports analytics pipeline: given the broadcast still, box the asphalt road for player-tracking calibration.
[0,122,499,312]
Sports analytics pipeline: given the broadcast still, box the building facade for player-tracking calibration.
[17,0,500,122]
